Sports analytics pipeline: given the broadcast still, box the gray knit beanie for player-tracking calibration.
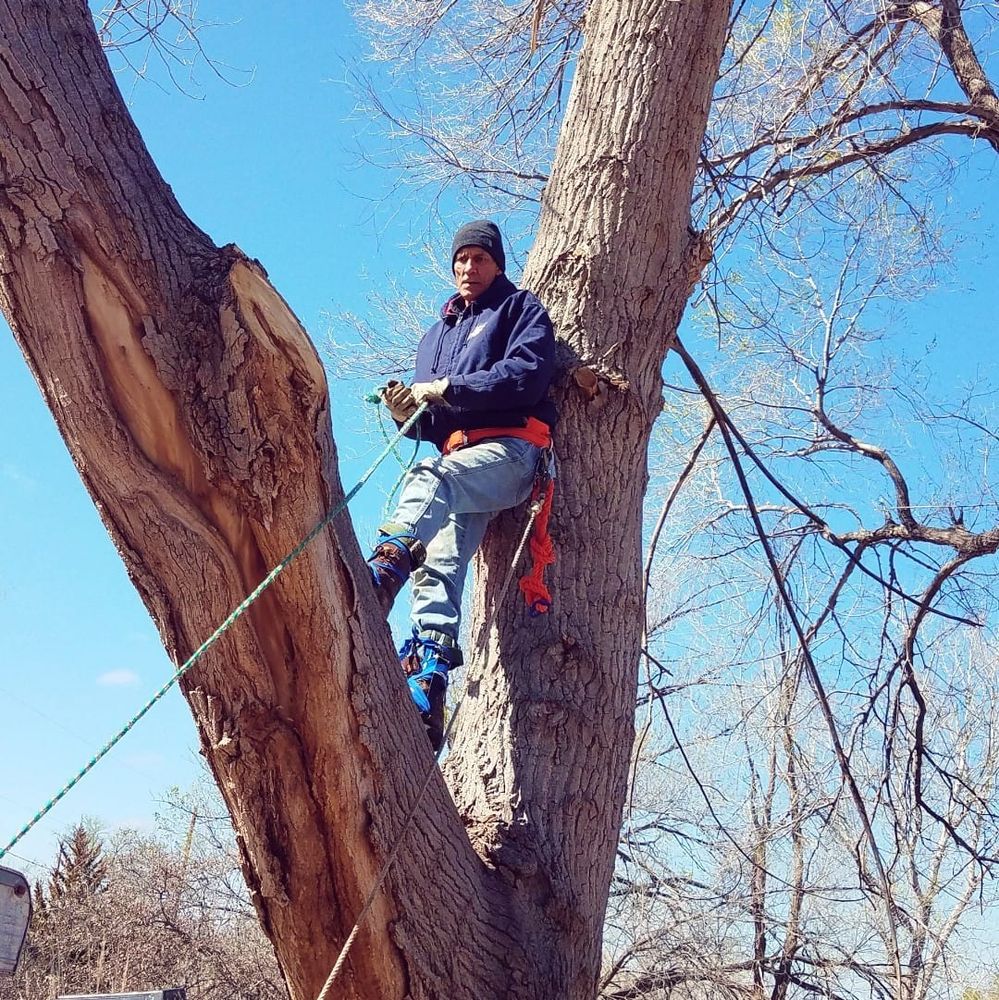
[451,220,505,272]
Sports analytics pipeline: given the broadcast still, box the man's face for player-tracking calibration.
[453,245,501,304]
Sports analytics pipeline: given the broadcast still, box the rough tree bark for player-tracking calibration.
[0,1,730,998]
[450,1,729,993]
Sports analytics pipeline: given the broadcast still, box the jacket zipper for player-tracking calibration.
[437,301,475,375]
[452,302,477,371]
[430,313,452,373]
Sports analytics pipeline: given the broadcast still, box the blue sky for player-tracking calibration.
[1,2,997,888]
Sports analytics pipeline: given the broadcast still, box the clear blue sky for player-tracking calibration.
[1,2,997,885]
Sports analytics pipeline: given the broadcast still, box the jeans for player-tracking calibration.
[387,437,541,642]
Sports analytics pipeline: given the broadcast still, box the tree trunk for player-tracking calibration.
[450,0,730,993]
[0,1,729,998]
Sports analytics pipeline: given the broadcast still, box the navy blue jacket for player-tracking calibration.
[405,274,557,450]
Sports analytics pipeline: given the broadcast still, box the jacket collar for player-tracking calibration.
[440,273,517,319]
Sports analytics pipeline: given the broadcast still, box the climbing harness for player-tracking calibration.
[0,402,429,865]
[440,414,552,456]
[313,496,543,1000]
[442,416,558,614]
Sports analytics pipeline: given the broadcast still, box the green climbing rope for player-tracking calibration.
[365,386,422,515]
[0,401,427,863]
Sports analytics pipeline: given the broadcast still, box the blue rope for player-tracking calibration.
[0,403,427,862]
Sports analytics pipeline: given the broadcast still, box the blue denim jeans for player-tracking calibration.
[387,438,541,642]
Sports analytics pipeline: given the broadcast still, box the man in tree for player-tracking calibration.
[366,220,557,751]
[0,4,733,992]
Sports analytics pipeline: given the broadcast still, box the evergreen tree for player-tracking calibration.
[47,823,108,902]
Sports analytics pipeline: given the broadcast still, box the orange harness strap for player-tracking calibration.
[442,418,556,615]
[442,416,552,455]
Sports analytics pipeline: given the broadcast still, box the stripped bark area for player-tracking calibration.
[0,4,455,996]
[0,0,732,997]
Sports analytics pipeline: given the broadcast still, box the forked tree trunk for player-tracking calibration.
[0,1,729,998]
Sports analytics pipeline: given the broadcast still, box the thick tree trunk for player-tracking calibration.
[449,0,730,993]
[0,4,478,998]
[0,1,729,998]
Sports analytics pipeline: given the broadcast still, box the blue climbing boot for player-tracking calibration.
[399,629,463,753]
[366,522,425,612]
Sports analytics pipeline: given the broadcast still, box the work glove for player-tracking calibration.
[382,381,418,421]
[412,378,451,406]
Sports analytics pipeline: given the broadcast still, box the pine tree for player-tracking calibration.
[47,823,108,903]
